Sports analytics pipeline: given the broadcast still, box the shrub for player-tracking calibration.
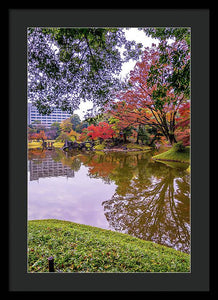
[173,142,185,152]
[94,144,105,150]
[85,142,92,150]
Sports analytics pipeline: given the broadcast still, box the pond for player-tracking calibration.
[28,148,190,254]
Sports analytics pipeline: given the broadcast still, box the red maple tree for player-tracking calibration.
[106,41,190,145]
[29,130,47,142]
[175,102,190,146]
[86,122,115,141]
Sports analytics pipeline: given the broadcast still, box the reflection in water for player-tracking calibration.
[103,167,190,253]
[28,149,190,253]
[29,155,75,181]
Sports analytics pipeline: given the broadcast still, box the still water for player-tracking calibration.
[28,149,190,253]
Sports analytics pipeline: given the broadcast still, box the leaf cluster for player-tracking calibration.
[143,27,190,47]
[144,28,191,99]
[28,27,142,115]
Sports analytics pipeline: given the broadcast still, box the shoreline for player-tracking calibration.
[152,157,189,164]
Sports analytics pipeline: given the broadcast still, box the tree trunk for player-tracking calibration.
[168,112,177,145]
[169,133,177,145]
[136,132,139,144]
[123,133,127,143]
[136,124,141,144]
[149,132,159,146]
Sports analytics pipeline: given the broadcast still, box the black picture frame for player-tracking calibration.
[9,8,210,292]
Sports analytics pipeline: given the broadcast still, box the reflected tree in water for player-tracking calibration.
[51,150,82,172]
[102,164,190,253]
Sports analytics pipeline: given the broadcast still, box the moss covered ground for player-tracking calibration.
[28,219,190,273]
[152,145,190,163]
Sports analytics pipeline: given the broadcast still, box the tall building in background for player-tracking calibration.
[28,103,72,127]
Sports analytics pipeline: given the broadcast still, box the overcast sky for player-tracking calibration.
[74,28,159,120]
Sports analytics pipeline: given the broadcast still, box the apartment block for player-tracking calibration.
[28,102,72,127]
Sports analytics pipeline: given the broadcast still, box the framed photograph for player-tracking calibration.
[9,8,210,292]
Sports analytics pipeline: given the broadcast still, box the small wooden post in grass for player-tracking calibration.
[48,256,54,272]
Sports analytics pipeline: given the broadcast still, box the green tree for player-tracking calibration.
[75,120,89,133]
[50,122,61,138]
[56,132,71,142]
[60,118,72,133]
[143,27,191,99]
[70,114,81,131]
[28,27,143,115]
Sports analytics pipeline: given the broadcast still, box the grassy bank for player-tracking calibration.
[28,219,190,273]
[126,144,151,151]
[28,140,64,149]
[94,143,151,152]
[152,145,190,163]
[28,141,42,149]
[186,165,191,173]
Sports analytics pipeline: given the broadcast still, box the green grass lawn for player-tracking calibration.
[126,144,151,151]
[28,219,190,273]
[152,145,190,163]
[28,140,64,149]
[28,141,42,149]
